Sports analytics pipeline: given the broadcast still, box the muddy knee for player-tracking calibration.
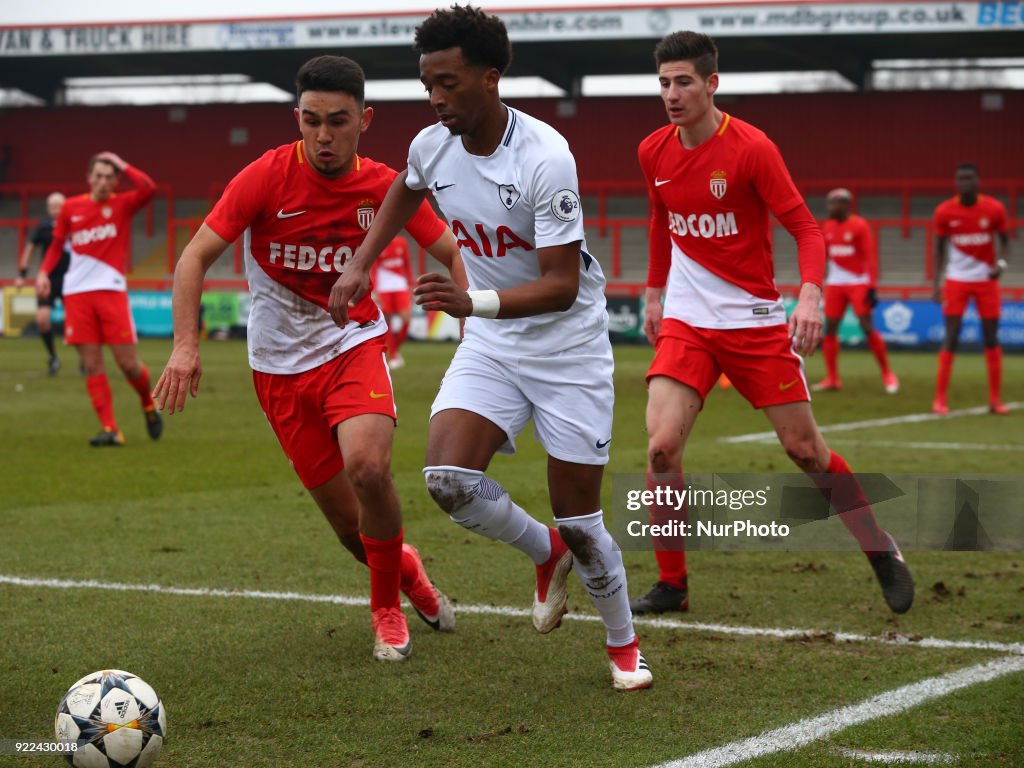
[423,466,482,514]
[784,440,821,473]
[648,442,681,475]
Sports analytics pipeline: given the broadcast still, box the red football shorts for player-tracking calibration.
[824,283,872,320]
[943,279,1001,319]
[376,290,412,315]
[252,337,397,490]
[647,318,810,409]
[63,290,137,345]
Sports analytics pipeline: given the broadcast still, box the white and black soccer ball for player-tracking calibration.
[55,669,166,768]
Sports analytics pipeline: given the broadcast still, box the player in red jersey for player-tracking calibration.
[931,163,1011,415]
[35,152,163,447]
[631,31,913,616]
[371,235,415,368]
[153,56,460,662]
[814,187,898,394]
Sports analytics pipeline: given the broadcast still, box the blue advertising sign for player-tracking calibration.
[874,300,1024,348]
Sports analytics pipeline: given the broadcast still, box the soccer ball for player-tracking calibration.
[54,669,166,768]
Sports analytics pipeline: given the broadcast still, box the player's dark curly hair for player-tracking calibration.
[654,31,718,79]
[414,4,512,74]
[295,55,365,106]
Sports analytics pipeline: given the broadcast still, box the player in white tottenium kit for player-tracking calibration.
[330,5,651,691]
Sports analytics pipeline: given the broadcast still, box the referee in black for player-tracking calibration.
[17,192,69,375]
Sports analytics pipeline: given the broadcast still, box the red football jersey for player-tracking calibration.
[639,114,810,328]
[371,235,413,293]
[205,141,446,374]
[823,214,876,285]
[933,194,1007,282]
[42,165,155,296]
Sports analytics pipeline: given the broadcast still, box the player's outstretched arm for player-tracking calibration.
[153,224,229,414]
[329,170,427,326]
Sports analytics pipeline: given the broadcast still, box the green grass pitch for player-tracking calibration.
[1,337,1021,767]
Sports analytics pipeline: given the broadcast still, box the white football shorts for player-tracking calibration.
[430,333,614,465]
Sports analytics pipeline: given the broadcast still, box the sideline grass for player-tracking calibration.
[1,338,1021,767]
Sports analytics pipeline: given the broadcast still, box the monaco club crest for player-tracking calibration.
[709,170,727,200]
[357,206,375,231]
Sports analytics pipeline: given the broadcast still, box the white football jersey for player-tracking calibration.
[406,106,608,357]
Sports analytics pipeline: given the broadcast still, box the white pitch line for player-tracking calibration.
[2,574,1022,656]
[720,402,1023,444]
[837,747,956,764]
[649,655,1024,768]
[821,439,1024,452]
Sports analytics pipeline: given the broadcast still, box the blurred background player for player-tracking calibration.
[931,162,1011,415]
[330,5,652,691]
[16,191,68,375]
[154,55,458,663]
[370,234,415,369]
[633,31,914,617]
[35,152,162,446]
[813,187,898,394]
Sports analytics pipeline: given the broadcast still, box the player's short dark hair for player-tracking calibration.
[414,4,512,75]
[295,55,366,106]
[956,162,979,175]
[87,155,119,175]
[654,31,719,78]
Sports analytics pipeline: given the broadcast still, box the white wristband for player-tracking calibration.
[468,289,500,319]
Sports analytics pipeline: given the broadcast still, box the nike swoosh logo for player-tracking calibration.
[654,179,671,187]
[369,391,391,399]
[596,438,611,449]
[413,607,441,630]
[277,209,306,219]
[433,182,455,191]
[71,215,85,222]
[778,379,800,391]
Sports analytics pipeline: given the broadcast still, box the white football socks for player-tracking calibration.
[557,510,636,647]
[424,465,552,565]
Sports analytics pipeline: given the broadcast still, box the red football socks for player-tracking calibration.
[815,452,891,556]
[647,471,688,589]
[85,373,117,431]
[360,530,404,612]
[985,347,1002,404]
[935,349,954,401]
[822,334,840,380]
[127,364,155,409]
[867,331,891,375]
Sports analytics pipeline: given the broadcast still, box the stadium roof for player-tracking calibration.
[2,1,1023,102]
